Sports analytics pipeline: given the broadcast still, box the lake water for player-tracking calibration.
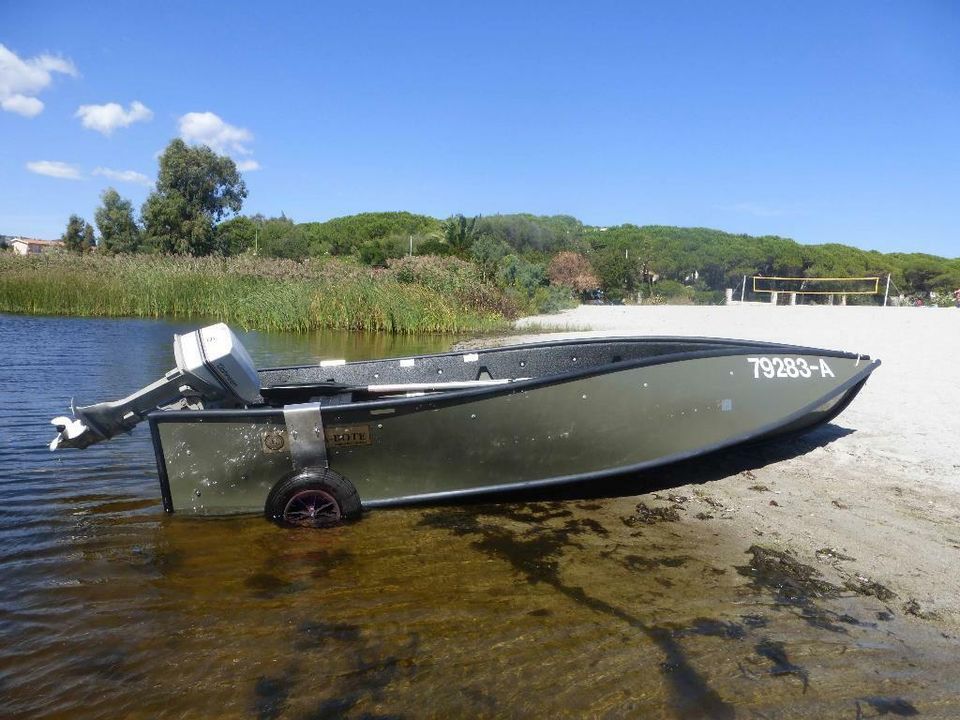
[1,313,957,719]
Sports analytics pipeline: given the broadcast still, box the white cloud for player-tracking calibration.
[92,167,152,186]
[26,160,82,180]
[178,111,260,170]
[0,43,77,117]
[76,101,153,135]
[179,111,253,155]
[2,94,44,117]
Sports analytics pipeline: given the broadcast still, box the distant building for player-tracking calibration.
[9,237,64,255]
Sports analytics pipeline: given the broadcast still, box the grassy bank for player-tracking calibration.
[0,254,516,333]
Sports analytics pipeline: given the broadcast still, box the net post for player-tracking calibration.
[884,274,891,307]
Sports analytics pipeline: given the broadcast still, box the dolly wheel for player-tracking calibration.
[265,469,361,528]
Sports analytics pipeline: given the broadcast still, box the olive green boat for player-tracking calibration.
[50,324,879,527]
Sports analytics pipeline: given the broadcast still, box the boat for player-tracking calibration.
[50,323,879,527]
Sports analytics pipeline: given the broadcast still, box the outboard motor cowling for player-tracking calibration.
[50,323,261,450]
[172,323,261,406]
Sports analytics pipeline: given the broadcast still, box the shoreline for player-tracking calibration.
[473,304,960,628]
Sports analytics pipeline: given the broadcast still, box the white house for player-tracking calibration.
[9,237,64,255]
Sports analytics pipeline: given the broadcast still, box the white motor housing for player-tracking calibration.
[51,323,261,450]
[174,323,261,405]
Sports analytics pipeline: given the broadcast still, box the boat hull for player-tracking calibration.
[150,346,878,515]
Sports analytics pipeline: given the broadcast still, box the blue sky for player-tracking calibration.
[1,1,957,256]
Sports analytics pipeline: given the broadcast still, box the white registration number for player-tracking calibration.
[746,356,834,379]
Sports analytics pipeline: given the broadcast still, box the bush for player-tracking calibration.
[548,251,598,292]
[470,236,511,279]
[358,235,407,266]
[384,255,519,317]
[692,289,724,305]
[258,218,311,259]
[651,279,694,301]
[531,285,577,313]
[497,254,546,297]
[415,238,453,256]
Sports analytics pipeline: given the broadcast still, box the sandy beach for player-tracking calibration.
[473,304,960,628]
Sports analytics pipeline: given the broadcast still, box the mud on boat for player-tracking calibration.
[50,324,879,527]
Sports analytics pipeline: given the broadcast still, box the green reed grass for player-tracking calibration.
[0,253,510,334]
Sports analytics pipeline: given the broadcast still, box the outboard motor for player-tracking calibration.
[50,323,261,450]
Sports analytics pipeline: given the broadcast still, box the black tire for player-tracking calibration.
[265,468,361,528]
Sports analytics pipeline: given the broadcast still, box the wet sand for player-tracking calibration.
[472,304,960,629]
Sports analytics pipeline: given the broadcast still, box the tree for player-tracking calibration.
[900,256,947,293]
[215,216,257,255]
[548,251,599,292]
[469,235,510,280]
[592,248,641,302]
[62,215,95,253]
[141,138,247,255]
[444,214,478,257]
[299,212,442,256]
[95,188,141,253]
[258,215,310,259]
[474,214,585,253]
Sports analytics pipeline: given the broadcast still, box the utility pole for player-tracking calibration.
[409,235,413,257]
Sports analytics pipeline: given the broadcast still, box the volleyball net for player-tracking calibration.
[751,276,881,296]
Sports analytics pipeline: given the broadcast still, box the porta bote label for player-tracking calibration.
[261,425,372,452]
[324,425,372,447]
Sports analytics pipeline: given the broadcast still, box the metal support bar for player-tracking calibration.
[282,403,328,470]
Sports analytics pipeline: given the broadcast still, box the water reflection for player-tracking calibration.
[7,495,948,718]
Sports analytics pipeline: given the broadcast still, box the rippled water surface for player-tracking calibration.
[2,314,957,719]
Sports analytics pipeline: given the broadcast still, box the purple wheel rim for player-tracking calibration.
[283,488,342,527]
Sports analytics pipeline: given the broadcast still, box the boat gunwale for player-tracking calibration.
[258,335,869,375]
[159,340,875,421]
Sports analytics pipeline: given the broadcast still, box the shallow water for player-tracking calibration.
[1,313,957,718]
